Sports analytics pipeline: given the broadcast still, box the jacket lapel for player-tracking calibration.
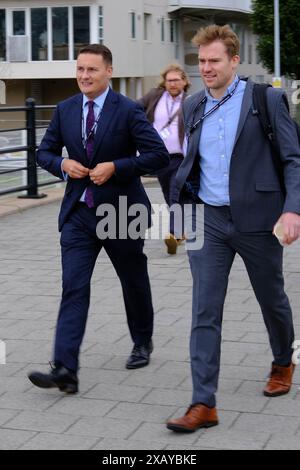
[70,94,87,164]
[177,91,206,190]
[233,79,254,149]
[150,88,164,120]
[187,91,206,162]
[92,88,119,162]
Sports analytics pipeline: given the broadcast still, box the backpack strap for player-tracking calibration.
[253,83,274,142]
[253,83,285,192]
[253,83,290,141]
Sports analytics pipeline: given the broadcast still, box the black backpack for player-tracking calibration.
[253,83,300,191]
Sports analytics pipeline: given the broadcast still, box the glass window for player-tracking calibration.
[144,13,151,41]
[52,7,69,60]
[13,11,25,35]
[170,19,178,43]
[256,38,261,64]
[99,6,103,44]
[31,8,48,61]
[73,6,90,58]
[232,24,245,64]
[0,10,6,61]
[240,30,245,63]
[185,53,199,67]
[161,17,165,42]
[130,12,136,39]
[248,44,253,64]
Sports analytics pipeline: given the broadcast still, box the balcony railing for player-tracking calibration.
[0,99,60,198]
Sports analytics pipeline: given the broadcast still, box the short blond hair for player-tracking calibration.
[192,24,240,58]
[158,64,191,92]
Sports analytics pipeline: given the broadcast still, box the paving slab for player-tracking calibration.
[0,183,299,450]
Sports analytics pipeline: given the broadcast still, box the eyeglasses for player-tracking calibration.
[165,79,183,84]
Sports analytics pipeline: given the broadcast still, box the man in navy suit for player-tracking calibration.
[28,44,169,394]
[166,25,300,433]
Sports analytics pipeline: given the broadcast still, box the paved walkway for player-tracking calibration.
[0,183,299,450]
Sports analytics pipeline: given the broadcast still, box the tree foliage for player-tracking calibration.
[251,0,300,79]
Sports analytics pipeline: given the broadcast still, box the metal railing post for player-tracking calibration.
[0,102,58,198]
[19,98,46,199]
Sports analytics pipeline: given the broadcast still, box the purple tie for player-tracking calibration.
[84,100,95,208]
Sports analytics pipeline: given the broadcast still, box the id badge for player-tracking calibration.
[160,128,171,140]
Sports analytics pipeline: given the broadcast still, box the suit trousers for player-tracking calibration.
[157,154,184,238]
[188,204,295,408]
[54,202,154,372]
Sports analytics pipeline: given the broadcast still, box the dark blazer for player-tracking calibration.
[138,87,187,147]
[37,88,170,231]
[175,79,300,232]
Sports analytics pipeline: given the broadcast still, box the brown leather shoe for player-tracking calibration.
[264,363,295,397]
[166,404,219,433]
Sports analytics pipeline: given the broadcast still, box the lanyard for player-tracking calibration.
[162,94,180,130]
[166,94,176,120]
[81,107,102,149]
[187,78,241,137]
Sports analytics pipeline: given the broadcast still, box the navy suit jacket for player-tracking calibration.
[175,79,300,232]
[37,88,169,231]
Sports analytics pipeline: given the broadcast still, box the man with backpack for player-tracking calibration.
[166,24,300,433]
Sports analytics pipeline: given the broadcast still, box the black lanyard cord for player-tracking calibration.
[187,78,241,137]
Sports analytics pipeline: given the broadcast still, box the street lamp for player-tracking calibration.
[273,0,282,88]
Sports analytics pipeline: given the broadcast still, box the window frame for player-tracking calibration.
[12,10,26,36]
[52,6,69,61]
[1,5,93,63]
[99,5,104,45]
[30,7,49,62]
[73,5,91,60]
[143,12,152,42]
[161,17,165,43]
[130,11,136,40]
[0,9,7,62]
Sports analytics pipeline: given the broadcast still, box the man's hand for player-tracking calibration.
[62,159,89,179]
[274,212,300,245]
[89,162,115,186]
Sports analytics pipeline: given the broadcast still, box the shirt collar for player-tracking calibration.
[82,86,110,108]
[205,75,240,102]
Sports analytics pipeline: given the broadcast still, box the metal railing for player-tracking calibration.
[0,98,60,198]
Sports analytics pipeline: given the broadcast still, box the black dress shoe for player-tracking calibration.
[28,365,78,394]
[126,340,153,369]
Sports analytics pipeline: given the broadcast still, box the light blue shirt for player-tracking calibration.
[61,87,110,202]
[198,75,246,206]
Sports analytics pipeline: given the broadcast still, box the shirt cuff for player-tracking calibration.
[61,159,68,181]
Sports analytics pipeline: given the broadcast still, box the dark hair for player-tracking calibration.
[77,44,113,65]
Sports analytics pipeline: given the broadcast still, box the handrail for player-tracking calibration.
[0,98,61,198]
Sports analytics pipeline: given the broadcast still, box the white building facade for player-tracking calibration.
[0,0,271,112]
